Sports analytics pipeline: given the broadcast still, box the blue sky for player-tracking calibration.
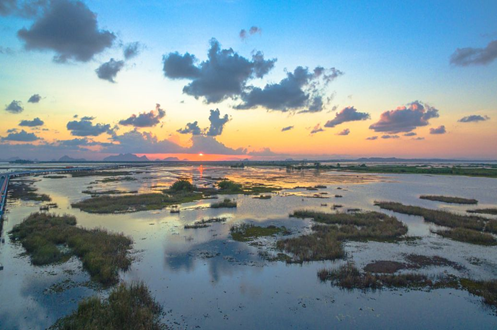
[0,0,496,160]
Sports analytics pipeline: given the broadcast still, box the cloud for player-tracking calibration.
[366,136,378,140]
[163,39,276,103]
[27,93,41,103]
[336,128,350,136]
[458,115,490,123]
[404,132,417,136]
[19,117,44,127]
[207,109,229,136]
[0,0,47,17]
[104,129,185,154]
[381,134,400,139]
[239,26,262,40]
[0,46,14,54]
[2,129,39,141]
[413,137,425,141]
[236,66,342,112]
[369,101,439,133]
[66,117,112,136]
[430,125,446,135]
[123,41,141,60]
[450,40,497,66]
[58,137,96,147]
[5,100,23,113]
[248,147,277,156]
[177,121,203,135]
[96,58,125,83]
[17,0,115,63]
[188,135,246,155]
[281,126,294,132]
[119,104,166,128]
[324,106,370,128]
[310,123,324,134]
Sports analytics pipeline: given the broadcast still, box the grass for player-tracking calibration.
[169,179,195,192]
[374,201,486,231]
[277,211,407,263]
[461,279,497,309]
[434,228,497,246]
[215,180,281,195]
[8,180,51,202]
[71,171,135,177]
[230,223,290,242]
[420,195,478,204]
[50,282,164,330]
[468,208,497,215]
[72,191,203,214]
[82,190,138,196]
[210,198,237,208]
[254,195,272,199]
[43,175,66,179]
[9,213,133,285]
[99,176,137,183]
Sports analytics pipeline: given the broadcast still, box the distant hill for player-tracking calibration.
[160,157,180,161]
[59,155,86,162]
[103,153,149,162]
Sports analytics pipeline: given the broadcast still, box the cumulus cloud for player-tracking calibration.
[366,136,378,140]
[58,137,96,147]
[27,93,41,103]
[324,107,370,128]
[119,104,166,128]
[336,128,350,136]
[381,134,400,139]
[96,58,125,83]
[19,117,44,127]
[5,100,23,113]
[207,109,229,136]
[104,129,186,154]
[2,129,39,141]
[239,26,262,40]
[188,135,246,155]
[123,41,141,60]
[450,40,497,66]
[177,121,203,135]
[66,117,112,136]
[281,126,293,132]
[310,124,324,134]
[163,39,276,103]
[0,0,48,17]
[0,0,16,15]
[236,66,342,112]
[17,0,115,63]
[248,148,277,156]
[369,101,439,133]
[430,125,446,135]
[458,115,490,123]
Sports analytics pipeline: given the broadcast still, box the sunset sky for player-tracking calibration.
[1,0,496,161]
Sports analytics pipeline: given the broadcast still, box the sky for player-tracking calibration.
[0,0,496,161]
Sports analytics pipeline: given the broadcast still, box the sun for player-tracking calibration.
[199,153,204,157]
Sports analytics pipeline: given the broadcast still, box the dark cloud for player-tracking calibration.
[123,41,141,60]
[450,40,497,66]
[0,0,17,15]
[0,0,48,17]
[59,137,96,147]
[281,126,294,132]
[324,106,370,128]
[236,66,342,112]
[369,101,439,133]
[177,121,203,135]
[2,129,39,141]
[17,0,116,63]
[310,124,324,134]
[430,125,446,135]
[5,100,23,113]
[19,117,44,127]
[239,26,262,40]
[27,93,41,103]
[404,132,417,137]
[96,58,125,83]
[336,128,350,136]
[366,136,378,140]
[413,137,425,141]
[458,115,490,123]
[66,117,112,136]
[119,104,165,128]
[381,134,400,139]
[207,109,229,136]
[188,135,246,155]
[163,39,276,103]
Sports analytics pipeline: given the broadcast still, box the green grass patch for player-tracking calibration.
[434,228,497,246]
[71,171,136,178]
[8,181,51,202]
[210,198,237,209]
[9,213,133,285]
[468,208,497,215]
[230,223,290,242]
[50,282,164,330]
[420,195,478,204]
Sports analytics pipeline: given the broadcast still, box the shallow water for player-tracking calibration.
[1,165,497,329]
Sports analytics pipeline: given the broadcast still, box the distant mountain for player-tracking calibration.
[59,155,86,162]
[103,153,149,162]
[161,157,180,161]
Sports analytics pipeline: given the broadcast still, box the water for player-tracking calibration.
[1,165,497,329]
